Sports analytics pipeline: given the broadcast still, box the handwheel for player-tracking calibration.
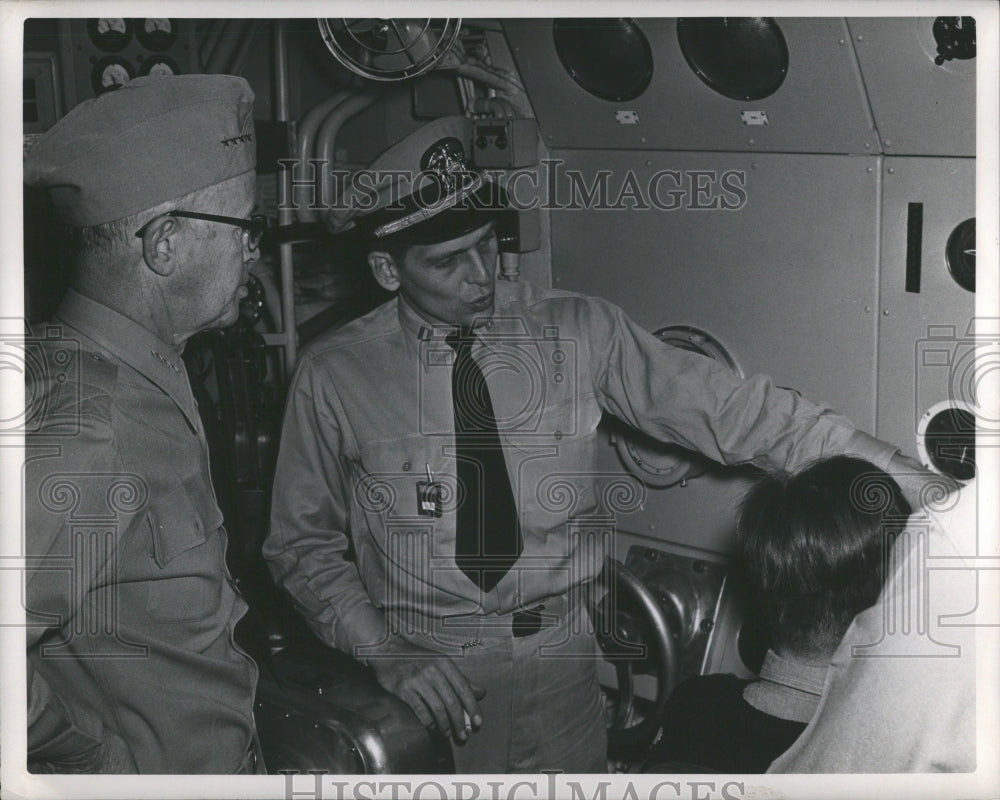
[589,557,680,760]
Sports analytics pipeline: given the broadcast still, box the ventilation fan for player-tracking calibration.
[317,18,462,81]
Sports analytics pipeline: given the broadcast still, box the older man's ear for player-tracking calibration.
[139,216,181,277]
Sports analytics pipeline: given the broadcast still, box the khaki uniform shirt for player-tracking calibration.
[25,290,257,773]
[266,280,896,654]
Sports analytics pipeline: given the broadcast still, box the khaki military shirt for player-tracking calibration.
[25,290,256,773]
[266,280,896,654]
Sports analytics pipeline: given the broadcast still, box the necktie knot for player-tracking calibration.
[445,328,475,352]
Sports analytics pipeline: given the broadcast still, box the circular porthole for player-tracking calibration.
[552,18,653,102]
[614,326,742,488]
[677,17,788,101]
[946,218,975,293]
[916,400,976,482]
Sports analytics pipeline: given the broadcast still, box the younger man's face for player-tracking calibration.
[388,221,499,329]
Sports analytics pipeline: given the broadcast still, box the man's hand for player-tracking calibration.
[886,452,959,511]
[366,637,486,742]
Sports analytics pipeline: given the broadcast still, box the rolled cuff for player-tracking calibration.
[844,430,898,471]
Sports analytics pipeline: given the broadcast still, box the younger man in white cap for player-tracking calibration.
[265,116,942,772]
[24,74,264,773]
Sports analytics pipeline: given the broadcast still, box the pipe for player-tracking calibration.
[273,20,297,372]
[292,91,352,223]
[315,93,378,224]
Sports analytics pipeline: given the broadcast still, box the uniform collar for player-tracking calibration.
[742,649,829,724]
[56,289,200,432]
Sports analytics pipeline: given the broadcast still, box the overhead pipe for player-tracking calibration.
[292,91,352,223]
[313,92,379,226]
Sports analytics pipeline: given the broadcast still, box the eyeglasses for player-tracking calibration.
[134,211,270,252]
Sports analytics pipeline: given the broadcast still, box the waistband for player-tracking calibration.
[389,592,584,652]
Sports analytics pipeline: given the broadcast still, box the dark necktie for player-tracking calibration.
[447,329,522,592]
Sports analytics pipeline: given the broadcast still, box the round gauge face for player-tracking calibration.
[139,56,180,78]
[91,57,134,94]
[552,18,654,102]
[677,17,789,101]
[137,18,178,52]
[945,217,975,293]
[932,16,976,64]
[917,402,976,482]
[87,18,132,52]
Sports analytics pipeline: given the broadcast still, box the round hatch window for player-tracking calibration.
[917,401,976,482]
[677,17,789,101]
[946,218,975,293]
[552,18,653,102]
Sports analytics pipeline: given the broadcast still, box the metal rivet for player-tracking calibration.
[865,305,872,313]
[887,167,895,174]
[838,38,845,45]
[748,138,755,145]
[866,166,873,173]
[883,309,891,316]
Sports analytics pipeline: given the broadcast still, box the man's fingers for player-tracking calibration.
[468,678,487,701]
[438,663,484,728]
[398,687,436,729]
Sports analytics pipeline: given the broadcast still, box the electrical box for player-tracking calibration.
[472,117,538,168]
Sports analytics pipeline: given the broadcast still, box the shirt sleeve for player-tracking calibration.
[584,297,897,472]
[263,354,386,654]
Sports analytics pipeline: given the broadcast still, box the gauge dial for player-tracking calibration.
[87,18,132,52]
[91,57,134,94]
[139,56,181,78]
[137,18,179,52]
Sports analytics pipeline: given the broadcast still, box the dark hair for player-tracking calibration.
[736,456,911,658]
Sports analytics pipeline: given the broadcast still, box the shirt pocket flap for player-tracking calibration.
[146,487,219,568]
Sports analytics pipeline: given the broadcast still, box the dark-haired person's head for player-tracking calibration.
[737,455,912,662]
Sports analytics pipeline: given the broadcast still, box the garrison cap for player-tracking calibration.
[24,74,255,227]
[326,115,507,247]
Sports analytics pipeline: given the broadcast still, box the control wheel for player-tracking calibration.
[589,558,680,760]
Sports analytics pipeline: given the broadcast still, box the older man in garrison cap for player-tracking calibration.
[264,117,940,773]
[23,74,264,773]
